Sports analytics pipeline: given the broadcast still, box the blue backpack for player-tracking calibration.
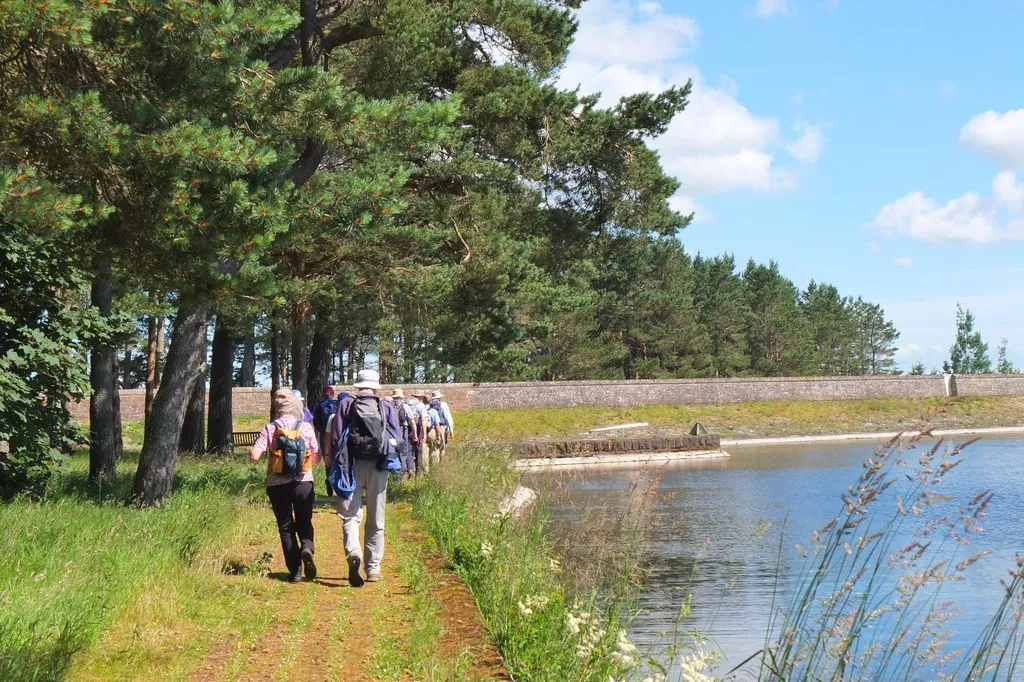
[430,399,448,427]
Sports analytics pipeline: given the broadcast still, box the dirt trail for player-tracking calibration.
[189,499,507,682]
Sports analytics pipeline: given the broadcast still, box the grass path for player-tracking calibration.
[68,493,507,682]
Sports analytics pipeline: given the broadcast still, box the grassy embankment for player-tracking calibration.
[454,395,1024,441]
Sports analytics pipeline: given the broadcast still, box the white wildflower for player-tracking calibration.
[480,542,493,558]
[679,648,718,682]
[517,594,550,617]
[549,557,561,571]
[611,628,639,666]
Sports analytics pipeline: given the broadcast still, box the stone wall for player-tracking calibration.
[68,375,1024,422]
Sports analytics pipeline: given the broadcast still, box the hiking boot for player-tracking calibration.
[347,554,365,588]
[289,570,303,583]
[301,547,317,581]
[365,571,383,583]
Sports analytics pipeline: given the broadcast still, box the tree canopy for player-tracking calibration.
[1,0,905,501]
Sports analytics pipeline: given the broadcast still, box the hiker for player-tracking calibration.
[327,369,404,587]
[292,389,315,422]
[391,389,414,478]
[405,391,430,475]
[428,390,453,462]
[312,387,339,497]
[250,388,320,583]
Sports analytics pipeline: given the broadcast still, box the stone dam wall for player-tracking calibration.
[67,374,1024,422]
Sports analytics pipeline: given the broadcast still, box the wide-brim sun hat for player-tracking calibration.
[273,388,303,419]
[353,369,382,390]
[392,388,406,398]
[430,390,444,400]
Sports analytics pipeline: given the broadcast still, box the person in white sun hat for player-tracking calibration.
[326,369,404,587]
[428,389,454,463]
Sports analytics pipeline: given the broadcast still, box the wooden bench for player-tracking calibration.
[232,431,261,448]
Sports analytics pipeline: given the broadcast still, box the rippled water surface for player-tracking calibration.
[529,438,1024,678]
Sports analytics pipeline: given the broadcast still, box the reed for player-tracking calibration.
[753,432,1024,680]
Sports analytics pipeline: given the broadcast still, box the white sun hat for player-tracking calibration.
[353,368,382,390]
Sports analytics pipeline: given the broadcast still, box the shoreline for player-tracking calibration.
[513,448,729,470]
[721,425,1024,447]
[514,425,1024,470]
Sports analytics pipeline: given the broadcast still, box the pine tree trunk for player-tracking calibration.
[132,305,210,506]
[207,317,235,453]
[180,373,207,454]
[291,302,310,402]
[145,314,159,422]
[112,352,123,461]
[156,314,166,387]
[145,311,165,423]
[89,264,117,485]
[239,328,257,387]
[270,316,280,421]
[306,316,331,402]
[179,319,209,454]
[347,335,356,383]
[123,344,133,387]
[356,334,366,372]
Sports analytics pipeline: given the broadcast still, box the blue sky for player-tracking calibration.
[558,0,1024,371]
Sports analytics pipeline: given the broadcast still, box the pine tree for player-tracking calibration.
[996,338,1017,374]
[693,255,751,377]
[909,362,926,375]
[802,282,858,375]
[743,261,811,376]
[593,235,710,379]
[949,303,991,374]
[851,299,900,374]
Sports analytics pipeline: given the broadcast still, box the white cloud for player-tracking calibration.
[893,256,914,268]
[559,0,820,196]
[870,171,1024,244]
[786,122,824,163]
[993,170,1024,208]
[669,194,711,223]
[960,109,1024,168]
[940,82,957,101]
[570,0,698,65]
[895,342,922,357]
[753,0,789,17]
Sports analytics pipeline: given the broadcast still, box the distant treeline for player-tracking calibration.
[118,246,900,392]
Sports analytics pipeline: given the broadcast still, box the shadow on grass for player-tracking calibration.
[50,452,263,505]
[0,621,82,682]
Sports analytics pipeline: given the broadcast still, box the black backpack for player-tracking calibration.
[347,396,385,461]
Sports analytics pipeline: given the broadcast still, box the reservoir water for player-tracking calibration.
[529,438,1024,678]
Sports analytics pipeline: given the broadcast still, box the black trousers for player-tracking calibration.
[266,481,315,575]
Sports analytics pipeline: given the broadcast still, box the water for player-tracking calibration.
[529,438,1024,678]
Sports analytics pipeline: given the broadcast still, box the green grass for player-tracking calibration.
[411,444,641,681]
[0,452,272,681]
[454,395,1024,442]
[110,395,1024,457]
[368,501,475,681]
